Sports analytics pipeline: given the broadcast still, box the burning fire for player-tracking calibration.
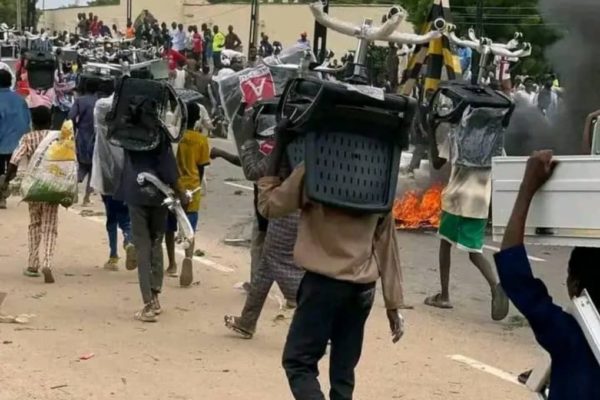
[393,184,444,230]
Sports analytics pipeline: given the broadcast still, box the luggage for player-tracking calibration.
[106,76,187,151]
[20,130,78,207]
[25,51,56,90]
[280,77,416,213]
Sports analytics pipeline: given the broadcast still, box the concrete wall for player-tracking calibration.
[42,2,414,56]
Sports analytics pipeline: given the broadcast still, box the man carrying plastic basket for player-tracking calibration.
[1,107,64,283]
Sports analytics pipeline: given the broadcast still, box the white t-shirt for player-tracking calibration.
[439,134,492,220]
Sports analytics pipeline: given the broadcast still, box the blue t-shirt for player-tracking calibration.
[68,94,98,164]
[0,88,31,154]
[495,246,600,400]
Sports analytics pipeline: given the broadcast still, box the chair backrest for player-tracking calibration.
[280,77,416,213]
[106,76,186,151]
[25,51,55,90]
[430,81,514,168]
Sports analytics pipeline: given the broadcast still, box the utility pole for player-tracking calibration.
[476,0,484,38]
[312,0,329,63]
[126,0,132,23]
[471,0,484,84]
[249,0,259,59]
[16,0,22,31]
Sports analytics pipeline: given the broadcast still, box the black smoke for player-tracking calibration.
[505,0,600,155]
[539,0,600,154]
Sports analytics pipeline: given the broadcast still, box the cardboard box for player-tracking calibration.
[492,156,600,247]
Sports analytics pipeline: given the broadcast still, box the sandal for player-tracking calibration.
[224,315,254,339]
[424,293,454,309]
[23,268,41,278]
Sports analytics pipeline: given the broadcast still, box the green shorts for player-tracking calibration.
[438,211,487,253]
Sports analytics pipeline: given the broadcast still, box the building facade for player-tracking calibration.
[42,0,414,57]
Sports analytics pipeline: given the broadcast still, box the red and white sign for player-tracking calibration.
[239,66,276,107]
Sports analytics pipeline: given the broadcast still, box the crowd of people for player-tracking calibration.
[71,11,285,69]
[1,14,600,400]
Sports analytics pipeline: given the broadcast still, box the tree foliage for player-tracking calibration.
[0,0,43,28]
[400,0,561,76]
[0,0,24,27]
[86,0,120,6]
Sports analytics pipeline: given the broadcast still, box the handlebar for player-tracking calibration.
[309,1,440,44]
[448,26,532,59]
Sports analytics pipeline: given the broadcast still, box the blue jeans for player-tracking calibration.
[102,195,132,258]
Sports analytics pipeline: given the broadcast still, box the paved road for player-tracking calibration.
[0,138,569,400]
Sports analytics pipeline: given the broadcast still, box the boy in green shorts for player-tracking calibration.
[425,133,509,321]
[165,102,210,287]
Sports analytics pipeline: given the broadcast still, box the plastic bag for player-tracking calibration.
[20,131,78,207]
[46,121,75,161]
[449,106,507,168]
[215,45,319,123]
[91,95,125,196]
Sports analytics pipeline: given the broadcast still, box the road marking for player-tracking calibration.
[224,181,254,191]
[67,208,235,274]
[483,244,546,263]
[448,354,523,387]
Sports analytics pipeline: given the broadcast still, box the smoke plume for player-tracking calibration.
[538,0,600,154]
[505,0,600,155]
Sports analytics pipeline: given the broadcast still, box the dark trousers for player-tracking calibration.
[129,205,168,304]
[51,107,68,130]
[102,195,132,258]
[212,51,222,70]
[0,153,11,176]
[282,272,376,400]
[408,143,428,173]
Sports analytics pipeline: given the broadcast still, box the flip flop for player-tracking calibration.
[424,294,454,309]
[224,315,253,339]
[23,269,41,278]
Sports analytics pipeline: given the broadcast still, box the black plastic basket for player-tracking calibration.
[430,81,514,125]
[280,78,416,214]
[106,76,186,151]
[174,88,206,105]
[25,51,55,90]
[77,73,115,97]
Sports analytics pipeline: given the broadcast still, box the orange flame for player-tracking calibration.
[393,184,443,229]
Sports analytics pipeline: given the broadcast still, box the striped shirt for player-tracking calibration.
[241,137,300,270]
[10,130,49,166]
